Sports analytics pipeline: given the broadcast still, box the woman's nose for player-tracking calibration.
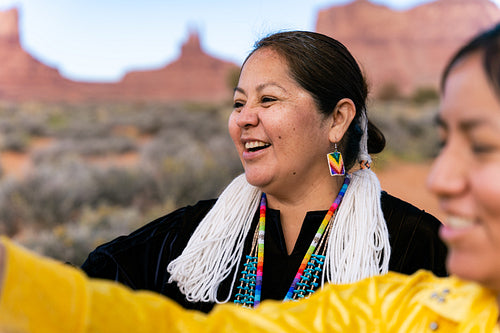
[235,105,259,128]
[427,143,467,198]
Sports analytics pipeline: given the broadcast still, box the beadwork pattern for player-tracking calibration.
[233,194,266,307]
[292,253,325,299]
[233,255,258,307]
[327,147,345,176]
[234,176,350,307]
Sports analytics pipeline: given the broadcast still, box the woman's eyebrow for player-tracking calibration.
[233,87,246,95]
[255,82,286,93]
[434,114,491,132]
[459,118,488,132]
[233,83,285,95]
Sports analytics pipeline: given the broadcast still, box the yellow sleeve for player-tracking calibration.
[0,238,206,332]
[5,238,486,333]
[0,238,88,332]
[0,238,387,333]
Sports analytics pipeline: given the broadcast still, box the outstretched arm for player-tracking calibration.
[0,237,383,333]
[0,238,478,333]
[0,242,4,300]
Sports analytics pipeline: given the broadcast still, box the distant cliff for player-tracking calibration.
[0,8,238,103]
[1,0,500,103]
[117,32,238,102]
[316,0,500,97]
[0,8,75,102]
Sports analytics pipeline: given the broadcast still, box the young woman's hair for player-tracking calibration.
[441,23,500,98]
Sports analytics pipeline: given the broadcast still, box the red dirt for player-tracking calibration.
[0,151,29,179]
[376,161,444,222]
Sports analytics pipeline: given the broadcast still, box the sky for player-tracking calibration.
[1,0,499,82]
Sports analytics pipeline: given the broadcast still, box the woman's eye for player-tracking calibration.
[261,96,276,103]
[233,101,244,109]
[471,144,495,154]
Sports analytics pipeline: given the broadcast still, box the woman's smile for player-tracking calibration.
[439,215,476,243]
[241,140,272,160]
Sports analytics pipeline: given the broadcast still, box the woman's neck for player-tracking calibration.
[265,176,345,254]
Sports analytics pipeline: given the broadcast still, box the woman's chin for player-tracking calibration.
[446,252,486,283]
[244,173,272,190]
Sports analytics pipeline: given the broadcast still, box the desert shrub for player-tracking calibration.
[49,122,112,139]
[369,101,440,162]
[0,179,21,236]
[140,122,242,206]
[0,112,46,135]
[377,82,402,101]
[19,205,146,265]
[0,112,47,152]
[0,156,97,229]
[37,137,137,156]
[0,132,30,152]
[91,167,161,208]
[411,86,439,105]
[0,158,164,230]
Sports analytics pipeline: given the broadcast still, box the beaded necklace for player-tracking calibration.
[234,175,350,308]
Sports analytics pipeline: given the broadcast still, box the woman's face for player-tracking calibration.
[228,48,334,197]
[427,52,500,290]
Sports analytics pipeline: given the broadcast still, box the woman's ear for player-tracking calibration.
[328,98,356,143]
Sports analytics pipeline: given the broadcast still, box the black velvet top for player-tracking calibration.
[82,191,448,313]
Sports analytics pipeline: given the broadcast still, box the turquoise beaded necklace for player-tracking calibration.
[234,175,350,308]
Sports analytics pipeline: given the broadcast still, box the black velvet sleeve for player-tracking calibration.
[381,191,448,277]
[81,199,217,293]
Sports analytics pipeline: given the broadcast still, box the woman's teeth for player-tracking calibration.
[245,141,270,151]
[447,216,474,229]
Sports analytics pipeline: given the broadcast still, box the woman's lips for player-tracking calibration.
[242,141,270,159]
[439,215,475,242]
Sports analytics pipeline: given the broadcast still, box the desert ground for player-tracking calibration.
[377,161,443,222]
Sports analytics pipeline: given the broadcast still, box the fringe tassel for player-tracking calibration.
[167,174,261,303]
[323,168,390,284]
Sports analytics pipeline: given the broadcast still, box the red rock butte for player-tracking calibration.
[316,0,500,97]
[1,0,500,103]
[0,8,239,103]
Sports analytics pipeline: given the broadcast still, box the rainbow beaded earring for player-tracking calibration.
[327,143,345,176]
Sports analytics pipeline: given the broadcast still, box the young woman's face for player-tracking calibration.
[427,52,500,291]
[228,48,334,197]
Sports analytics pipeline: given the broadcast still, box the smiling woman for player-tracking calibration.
[427,28,500,292]
[78,30,447,312]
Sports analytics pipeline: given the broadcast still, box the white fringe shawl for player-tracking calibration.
[167,170,391,303]
[167,174,260,303]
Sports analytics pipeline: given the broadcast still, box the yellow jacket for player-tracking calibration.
[0,238,498,333]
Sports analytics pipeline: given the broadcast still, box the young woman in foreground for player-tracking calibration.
[2,23,500,332]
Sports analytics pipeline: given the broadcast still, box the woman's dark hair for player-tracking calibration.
[441,23,500,98]
[242,30,385,170]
